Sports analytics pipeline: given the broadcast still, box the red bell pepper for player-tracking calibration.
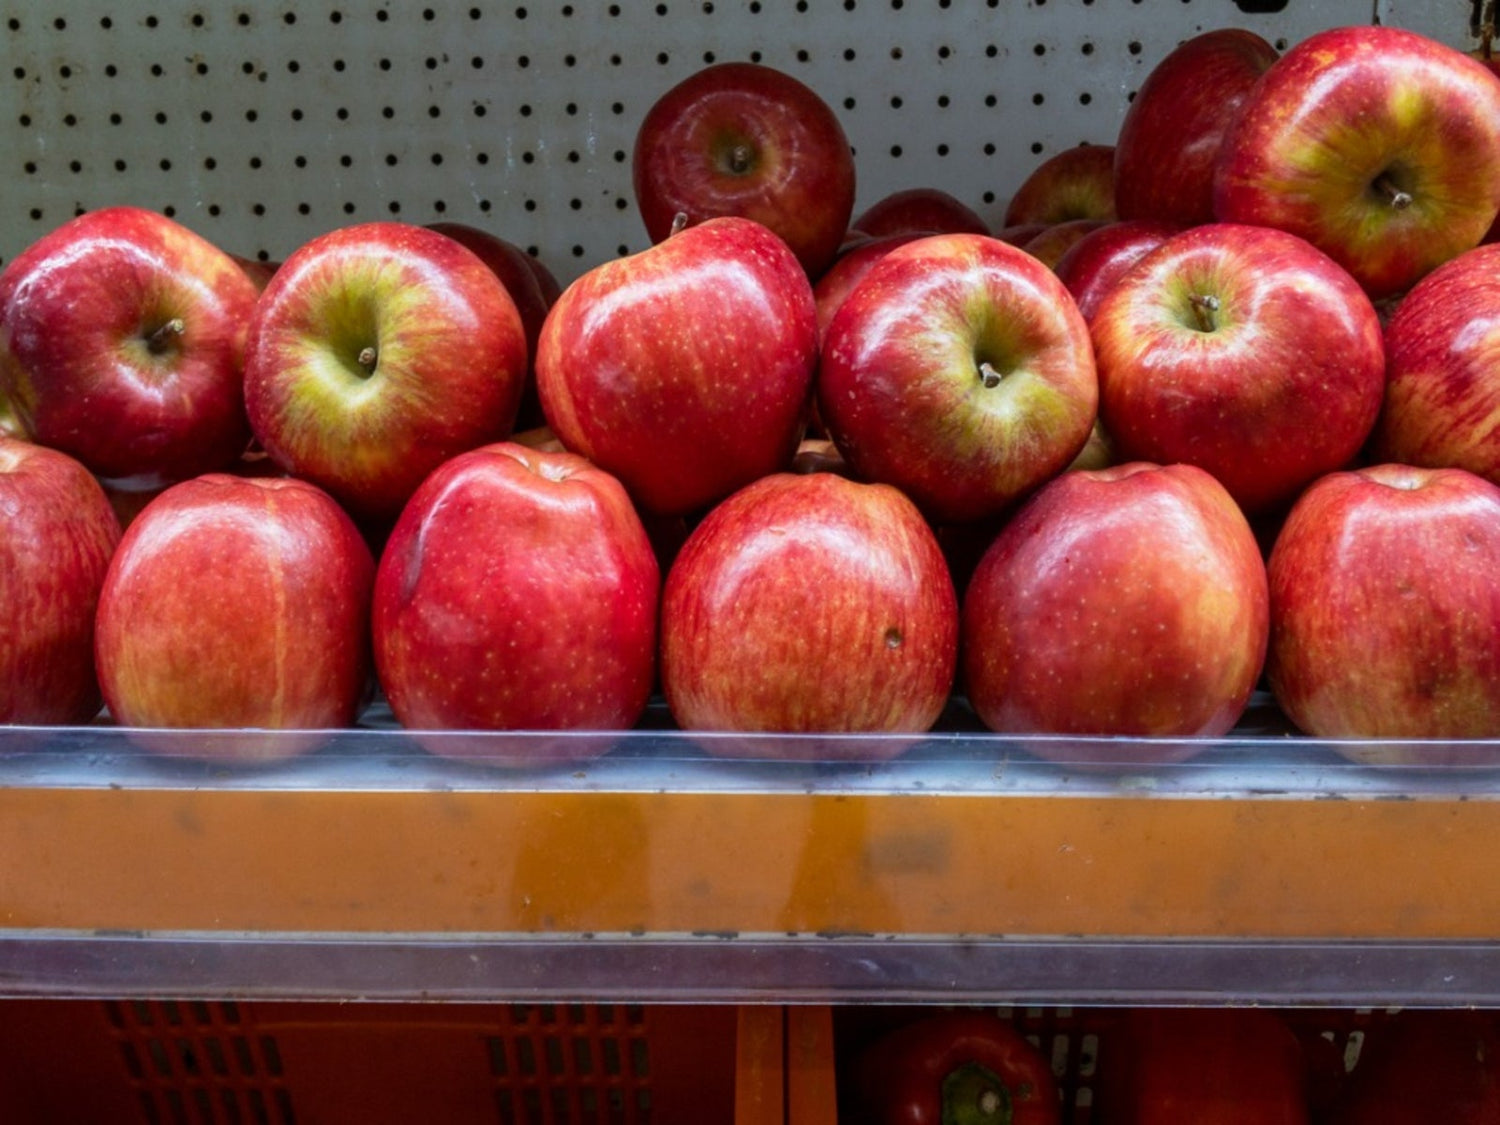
[1095,1007,1311,1124]
[1321,1009,1500,1124]
[854,1010,1060,1125]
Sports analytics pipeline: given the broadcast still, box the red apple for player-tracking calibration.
[993,222,1048,247]
[849,188,988,238]
[633,62,856,279]
[1372,243,1500,483]
[244,221,528,525]
[0,437,121,726]
[94,474,375,759]
[1214,25,1500,300]
[1019,218,1108,270]
[818,233,1097,524]
[1267,464,1500,748]
[428,221,558,432]
[0,206,260,485]
[373,442,659,751]
[522,248,563,307]
[231,253,281,292]
[962,462,1268,750]
[1091,223,1385,515]
[536,216,817,517]
[1051,219,1183,322]
[660,470,957,747]
[1114,29,1278,225]
[812,231,924,346]
[1002,143,1116,227]
[426,222,552,357]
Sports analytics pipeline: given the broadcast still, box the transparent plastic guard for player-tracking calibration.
[3,692,1500,797]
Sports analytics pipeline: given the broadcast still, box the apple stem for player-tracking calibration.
[979,1090,1003,1116]
[978,361,1003,389]
[1373,173,1413,211]
[1188,294,1220,333]
[357,346,378,373]
[145,317,185,355]
[728,143,754,175]
[670,212,690,237]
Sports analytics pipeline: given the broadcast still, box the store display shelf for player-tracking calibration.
[3,700,1499,1004]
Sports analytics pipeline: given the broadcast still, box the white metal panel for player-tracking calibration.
[0,1,1482,282]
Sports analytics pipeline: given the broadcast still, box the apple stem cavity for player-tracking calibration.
[978,361,1004,389]
[145,317,186,355]
[728,143,754,175]
[1372,172,1414,211]
[1188,294,1221,333]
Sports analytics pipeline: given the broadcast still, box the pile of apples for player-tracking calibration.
[6,22,1500,767]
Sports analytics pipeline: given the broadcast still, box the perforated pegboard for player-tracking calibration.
[0,0,1479,283]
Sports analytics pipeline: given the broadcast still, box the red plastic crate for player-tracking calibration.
[816,1005,1388,1124]
[0,999,768,1125]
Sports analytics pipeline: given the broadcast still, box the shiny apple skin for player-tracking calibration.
[1374,243,1500,483]
[94,474,375,758]
[963,463,1268,749]
[428,221,557,430]
[1114,29,1278,226]
[818,233,1097,524]
[373,442,660,747]
[1267,464,1500,749]
[1003,144,1116,227]
[660,471,957,746]
[244,222,528,524]
[536,216,817,517]
[0,437,122,725]
[0,206,260,484]
[1052,221,1185,323]
[1092,223,1385,515]
[633,62,856,279]
[813,232,925,346]
[850,188,989,238]
[1214,25,1500,301]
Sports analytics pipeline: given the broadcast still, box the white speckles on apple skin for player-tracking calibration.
[535,217,817,517]
[660,472,957,749]
[372,442,660,758]
[963,462,1268,748]
[93,473,375,761]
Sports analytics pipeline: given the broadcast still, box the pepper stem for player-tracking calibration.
[941,1061,1013,1125]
